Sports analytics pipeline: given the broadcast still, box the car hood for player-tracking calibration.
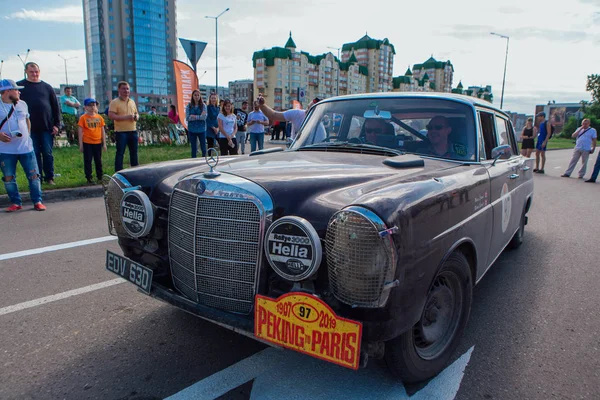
[122,150,460,233]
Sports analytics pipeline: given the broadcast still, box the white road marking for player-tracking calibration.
[0,236,117,261]
[166,346,474,400]
[0,278,125,316]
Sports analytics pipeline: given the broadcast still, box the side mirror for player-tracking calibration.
[491,145,511,166]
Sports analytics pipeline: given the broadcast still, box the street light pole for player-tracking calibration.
[58,54,77,86]
[205,8,230,96]
[490,32,509,109]
[327,46,341,96]
[17,49,31,78]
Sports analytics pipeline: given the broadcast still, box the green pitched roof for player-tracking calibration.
[451,88,463,94]
[404,67,412,76]
[413,57,454,72]
[285,32,296,49]
[457,81,463,89]
[341,35,396,54]
[252,47,292,67]
[423,73,429,81]
[348,52,358,63]
[429,82,436,90]
[393,76,412,88]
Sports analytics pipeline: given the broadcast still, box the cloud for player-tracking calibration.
[1,50,87,90]
[5,6,83,23]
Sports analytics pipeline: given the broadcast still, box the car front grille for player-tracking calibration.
[168,188,262,314]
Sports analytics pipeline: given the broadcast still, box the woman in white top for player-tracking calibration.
[217,99,238,155]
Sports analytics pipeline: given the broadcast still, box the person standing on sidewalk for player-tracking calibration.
[533,112,552,174]
[108,81,139,172]
[247,101,269,152]
[561,118,597,179]
[185,90,207,158]
[17,62,60,185]
[0,79,46,212]
[234,101,248,154]
[78,98,107,184]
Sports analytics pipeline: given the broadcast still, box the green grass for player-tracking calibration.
[0,143,194,195]
[544,137,577,150]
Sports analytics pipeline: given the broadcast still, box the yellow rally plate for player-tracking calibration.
[255,292,362,370]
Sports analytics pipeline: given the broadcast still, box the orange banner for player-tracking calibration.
[173,60,199,129]
[255,292,362,370]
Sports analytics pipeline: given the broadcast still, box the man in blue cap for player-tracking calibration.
[0,79,46,211]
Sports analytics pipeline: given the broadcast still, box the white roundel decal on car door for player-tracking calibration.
[501,182,512,233]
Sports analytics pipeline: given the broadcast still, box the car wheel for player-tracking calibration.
[385,251,473,383]
[508,207,526,249]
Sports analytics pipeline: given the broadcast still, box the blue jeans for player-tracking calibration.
[188,130,207,158]
[249,133,265,152]
[589,151,600,181]
[115,131,139,172]
[0,151,43,205]
[30,131,54,182]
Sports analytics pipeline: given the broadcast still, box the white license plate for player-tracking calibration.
[106,250,153,294]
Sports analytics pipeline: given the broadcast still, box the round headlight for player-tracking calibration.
[120,190,154,238]
[264,216,322,281]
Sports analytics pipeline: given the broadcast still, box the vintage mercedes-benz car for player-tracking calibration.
[103,93,533,382]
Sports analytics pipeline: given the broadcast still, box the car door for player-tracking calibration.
[479,111,521,266]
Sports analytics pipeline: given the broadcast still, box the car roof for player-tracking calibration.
[319,92,505,116]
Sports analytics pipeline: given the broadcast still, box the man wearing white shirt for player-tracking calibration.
[0,79,45,212]
[561,118,597,179]
[257,95,326,143]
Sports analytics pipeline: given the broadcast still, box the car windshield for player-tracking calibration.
[291,97,478,161]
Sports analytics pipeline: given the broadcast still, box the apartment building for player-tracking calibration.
[340,34,395,93]
[229,79,254,109]
[252,33,368,110]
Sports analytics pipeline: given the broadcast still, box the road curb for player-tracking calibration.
[0,185,104,207]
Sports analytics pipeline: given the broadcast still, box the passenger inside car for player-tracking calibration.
[361,119,395,145]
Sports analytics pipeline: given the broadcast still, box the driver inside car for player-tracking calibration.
[421,115,459,158]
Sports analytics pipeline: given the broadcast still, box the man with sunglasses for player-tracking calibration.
[363,119,394,144]
[422,116,456,158]
[0,79,46,212]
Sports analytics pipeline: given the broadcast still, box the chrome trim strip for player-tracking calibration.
[169,242,256,266]
[193,235,259,245]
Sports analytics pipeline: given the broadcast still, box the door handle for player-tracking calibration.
[509,174,519,179]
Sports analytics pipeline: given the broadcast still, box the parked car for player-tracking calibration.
[102,93,533,382]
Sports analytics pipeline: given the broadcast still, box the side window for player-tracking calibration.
[479,111,496,160]
[494,115,514,156]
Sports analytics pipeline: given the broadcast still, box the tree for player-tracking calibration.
[586,74,600,103]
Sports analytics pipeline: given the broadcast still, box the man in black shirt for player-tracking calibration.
[17,62,60,185]
[234,101,248,154]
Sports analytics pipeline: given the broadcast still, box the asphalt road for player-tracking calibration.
[1,149,599,400]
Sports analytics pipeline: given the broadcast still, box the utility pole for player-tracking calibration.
[205,8,230,96]
[58,54,77,86]
[490,32,509,109]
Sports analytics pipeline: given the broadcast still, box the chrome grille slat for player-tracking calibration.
[169,187,262,314]
[196,256,255,281]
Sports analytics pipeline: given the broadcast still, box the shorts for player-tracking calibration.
[536,134,547,151]
[522,138,534,149]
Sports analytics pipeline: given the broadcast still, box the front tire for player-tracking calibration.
[385,251,473,383]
